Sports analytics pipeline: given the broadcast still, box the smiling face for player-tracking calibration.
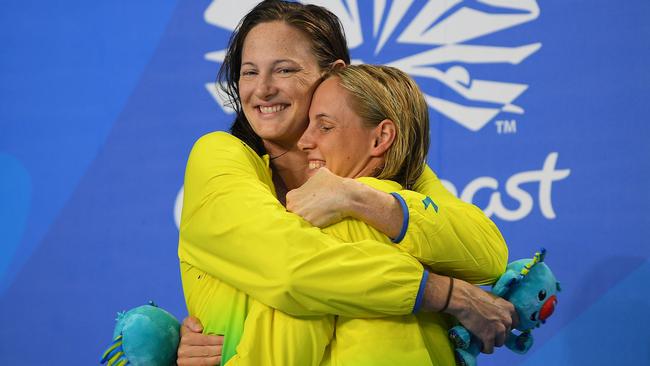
[298,77,384,178]
[238,21,323,149]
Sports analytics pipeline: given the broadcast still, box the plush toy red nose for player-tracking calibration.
[539,295,557,321]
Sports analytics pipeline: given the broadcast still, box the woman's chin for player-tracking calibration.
[255,129,284,142]
[257,128,305,147]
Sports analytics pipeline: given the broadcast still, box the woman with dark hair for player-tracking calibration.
[177,1,514,365]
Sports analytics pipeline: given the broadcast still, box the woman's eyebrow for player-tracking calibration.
[241,59,296,65]
[273,59,295,65]
[315,112,335,121]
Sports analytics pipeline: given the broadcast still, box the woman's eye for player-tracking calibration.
[241,70,257,77]
[277,68,297,74]
[319,125,333,132]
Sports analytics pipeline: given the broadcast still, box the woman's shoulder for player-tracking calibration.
[192,131,261,158]
[355,177,402,193]
[194,131,248,149]
[188,131,270,179]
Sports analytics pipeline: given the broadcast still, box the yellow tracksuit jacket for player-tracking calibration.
[178,132,507,364]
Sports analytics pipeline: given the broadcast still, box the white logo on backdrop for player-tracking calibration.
[173,0,556,229]
[441,152,570,222]
[203,0,541,132]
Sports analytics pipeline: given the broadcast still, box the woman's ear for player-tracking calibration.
[370,119,396,157]
[330,59,346,70]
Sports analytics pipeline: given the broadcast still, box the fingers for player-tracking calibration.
[177,343,223,358]
[177,355,222,366]
[182,316,204,333]
[490,298,514,349]
[177,333,224,366]
[285,191,296,210]
[481,338,495,354]
[180,331,224,346]
[449,281,518,355]
[510,303,520,329]
[493,323,507,348]
[315,166,332,177]
[496,298,514,329]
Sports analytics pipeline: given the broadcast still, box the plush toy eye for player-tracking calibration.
[538,289,547,301]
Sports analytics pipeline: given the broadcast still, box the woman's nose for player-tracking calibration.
[297,127,315,151]
[254,73,277,99]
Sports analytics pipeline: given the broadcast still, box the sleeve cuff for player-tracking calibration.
[389,192,409,243]
[412,269,429,314]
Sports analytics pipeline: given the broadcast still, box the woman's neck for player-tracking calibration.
[264,140,309,196]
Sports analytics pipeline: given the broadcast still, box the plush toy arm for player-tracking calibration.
[505,331,533,354]
[449,325,472,349]
[100,334,129,366]
[449,325,482,366]
[491,270,520,297]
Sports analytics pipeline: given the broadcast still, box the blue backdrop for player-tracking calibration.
[1,0,649,364]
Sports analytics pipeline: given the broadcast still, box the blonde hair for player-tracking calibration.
[325,65,429,189]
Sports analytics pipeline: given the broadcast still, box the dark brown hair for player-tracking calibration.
[218,0,351,155]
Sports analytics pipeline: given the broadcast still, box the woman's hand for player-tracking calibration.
[286,168,349,227]
[286,168,403,238]
[177,316,224,366]
[447,279,519,354]
[423,273,518,354]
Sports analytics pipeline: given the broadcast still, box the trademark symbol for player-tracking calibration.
[495,119,517,134]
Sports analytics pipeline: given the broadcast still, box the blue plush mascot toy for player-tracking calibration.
[100,301,180,366]
[449,249,560,366]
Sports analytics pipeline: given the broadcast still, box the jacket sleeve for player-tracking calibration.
[392,165,508,285]
[178,132,427,317]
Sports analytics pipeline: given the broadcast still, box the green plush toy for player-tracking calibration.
[100,302,180,366]
[449,249,560,366]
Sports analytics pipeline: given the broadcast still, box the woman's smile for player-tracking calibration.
[258,104,288,114]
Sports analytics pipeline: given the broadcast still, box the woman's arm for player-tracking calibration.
[179,132,427,318]
[394,164,508,284]
[177,272,517,361]
[422,271,518,354]
[286,166,508,285]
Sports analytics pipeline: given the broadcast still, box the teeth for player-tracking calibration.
[309,161,325,170]
[259,105,286,114]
